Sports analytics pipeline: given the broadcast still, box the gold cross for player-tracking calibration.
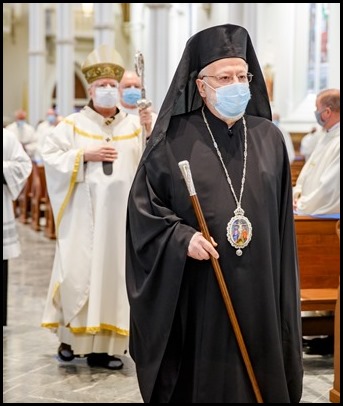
[105,117,114,125]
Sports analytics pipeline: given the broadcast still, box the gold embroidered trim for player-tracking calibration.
[64,119,141,141]
[82,63,124,84]
[41,322,129,336]
[55,149,83,234]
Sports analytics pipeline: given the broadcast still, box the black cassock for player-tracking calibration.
[126,106,303,403]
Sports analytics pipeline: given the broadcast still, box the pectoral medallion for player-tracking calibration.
[226,207,252,256]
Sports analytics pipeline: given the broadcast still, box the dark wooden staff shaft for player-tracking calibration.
[190,194,263,403]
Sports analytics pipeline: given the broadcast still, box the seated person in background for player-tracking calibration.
[118,70,157,139]
[294,89,340,356]
[272,112,295,164]
[6,109,37,159]
[293,88,340,215]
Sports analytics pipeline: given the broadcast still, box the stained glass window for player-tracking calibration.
[308,3,329,92]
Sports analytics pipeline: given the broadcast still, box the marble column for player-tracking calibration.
[144,3,172,111]
[56,4,75,117]
[123,4,145,69]
[28,3,46,127]
[94,4,115,48]
[243,3,257,43]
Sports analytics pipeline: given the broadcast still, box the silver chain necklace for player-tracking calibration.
[201,106,252,256]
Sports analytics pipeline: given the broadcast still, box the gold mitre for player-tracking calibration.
[81,44,125,84]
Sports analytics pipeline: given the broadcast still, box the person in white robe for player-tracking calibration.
[118,70,157,139]
[41,45,143,370]
[293,89,340,215]
[33,108,59,163]
[3,128,32,326]
[6,109,37,159]
[300,126,323,161]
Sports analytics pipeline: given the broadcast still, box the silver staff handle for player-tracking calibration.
[135,51,152,152]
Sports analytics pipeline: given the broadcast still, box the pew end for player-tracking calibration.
[295,215,340,336]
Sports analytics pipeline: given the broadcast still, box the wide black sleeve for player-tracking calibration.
[126,145,195,402]
[278,139,304,403]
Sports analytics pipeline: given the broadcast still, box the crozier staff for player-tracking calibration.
[135,51,152,150]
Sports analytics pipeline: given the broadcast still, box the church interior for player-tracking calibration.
[3,3,340,403]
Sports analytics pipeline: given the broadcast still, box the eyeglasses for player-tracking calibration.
[201,73,253,85]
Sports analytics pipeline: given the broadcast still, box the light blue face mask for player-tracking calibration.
[204,81,251,119]
[47,114,56,124]
[314,109,326,127]
[122,87,142,106]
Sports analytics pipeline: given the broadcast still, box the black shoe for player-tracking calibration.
[304,336,334,356]
[87,353,123,370]
[58,343,75,361]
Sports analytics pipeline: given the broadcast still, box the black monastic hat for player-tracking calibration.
[146,24,271,152]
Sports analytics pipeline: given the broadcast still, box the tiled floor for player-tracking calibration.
[3,222,335,403]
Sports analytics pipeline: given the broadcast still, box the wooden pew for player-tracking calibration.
[30,163,56,239]
[18,170,33,224]
[330,220,340,403]
[290,131,307,154]
[30,163,48,231]
[44,187,56,239]
[294,215,340,336]
[330,282,340,402]
[290,154,305,186]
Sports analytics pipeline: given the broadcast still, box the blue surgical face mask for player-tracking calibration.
[94,86,119,108]
[314,109,326,127]
[204,81,251,120]
[17,119,25,127]
[47,114,56,124]
[122,87,142,106]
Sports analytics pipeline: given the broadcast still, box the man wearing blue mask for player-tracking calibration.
[294,88,340,215]
[126,24,303,403]
[6,109,37,159]
[118,70,157,139]
[34,108,59,163]
[300,89,340,162]
[41,44,143,371]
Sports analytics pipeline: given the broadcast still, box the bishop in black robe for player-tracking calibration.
[126,23,303,403]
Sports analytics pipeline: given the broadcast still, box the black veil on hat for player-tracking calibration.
[146,24,271,156]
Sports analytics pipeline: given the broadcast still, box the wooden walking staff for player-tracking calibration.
[135,51,152,151]
[178,160,263,403]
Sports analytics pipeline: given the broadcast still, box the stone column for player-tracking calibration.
[94,4,115,48]
[56,4,74,117]
[243,3,257,43]
[144,3,172,111]
[28,4,46,127]
[123,4,145,69]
